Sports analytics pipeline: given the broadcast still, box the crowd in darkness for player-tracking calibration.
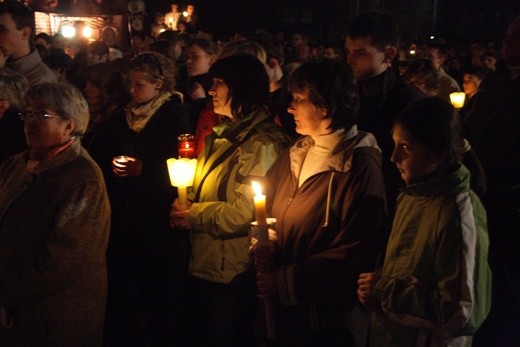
[0,0,519,346]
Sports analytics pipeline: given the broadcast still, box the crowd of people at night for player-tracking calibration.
[0,0,519,346]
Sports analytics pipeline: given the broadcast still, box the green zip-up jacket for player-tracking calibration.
[370,165,491,346]
[187,110,288,283]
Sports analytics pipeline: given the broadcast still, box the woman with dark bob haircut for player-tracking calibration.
[170,54,288,345]
[357,97,491,346]
[252,59,388,345]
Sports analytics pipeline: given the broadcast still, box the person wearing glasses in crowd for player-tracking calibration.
[99,52,191,345]
[0,82,110,346]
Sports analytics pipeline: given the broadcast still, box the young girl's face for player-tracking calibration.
[127,70,162,104]
[391,123,441,185]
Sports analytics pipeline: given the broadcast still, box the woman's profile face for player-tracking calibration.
[127,70,162,104]
[390,123,441,185]
[208,77,232,118]
[186,44,214,77]
[287,88,331,137]
[23,103,73,150]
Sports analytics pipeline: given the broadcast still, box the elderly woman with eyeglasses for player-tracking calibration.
[0,82,111,345]
[95,51,191,345]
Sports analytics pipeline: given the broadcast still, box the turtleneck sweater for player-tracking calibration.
[298,129,344,187]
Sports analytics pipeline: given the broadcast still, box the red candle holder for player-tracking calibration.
[178,134,196,159]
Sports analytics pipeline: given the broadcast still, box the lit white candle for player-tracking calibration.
[167,158,197,210]
[450,92,466,109]
[251,180,276,339]
[252,181,267,225]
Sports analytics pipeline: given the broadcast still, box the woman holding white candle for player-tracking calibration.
[170,54,288,346]
[252,59,388,345]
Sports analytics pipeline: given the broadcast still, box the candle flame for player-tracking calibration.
[252,180,262,196]
[450,92,466,109]
[167,158,197,187]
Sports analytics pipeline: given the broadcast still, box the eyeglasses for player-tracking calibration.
[19,110,61,121]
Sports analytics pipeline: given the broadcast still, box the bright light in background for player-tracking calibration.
[61,24,75,38]
[182,11,188,17]
[430,35,435,40]
[82,26,93,38]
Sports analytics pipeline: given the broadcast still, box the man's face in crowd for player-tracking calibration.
[345,36,388,81]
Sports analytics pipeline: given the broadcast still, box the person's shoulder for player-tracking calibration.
[63,153,108,193]
[151,97,191,132]
[392,76,423,102]
[150,97,186,121]
[352,144,383,173]
[158,94,186,111]
[70,150,104,177]
[27,53,58,84]
[252,117,290,144]
[484,62,515,88]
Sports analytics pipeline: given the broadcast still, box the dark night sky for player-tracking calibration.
[52,0,519,45]
[140,0,519,44]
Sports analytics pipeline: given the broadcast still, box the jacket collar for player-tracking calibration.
[401,164,470,198]
[290,125,380,178]
[24,140,82,176]
[6,48,41,70]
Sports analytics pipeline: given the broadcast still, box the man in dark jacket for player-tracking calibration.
[345,11,423,215]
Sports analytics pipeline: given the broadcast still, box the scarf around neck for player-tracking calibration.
[125,91,172,133]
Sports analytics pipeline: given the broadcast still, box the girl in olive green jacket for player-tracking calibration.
[358,97,491,347]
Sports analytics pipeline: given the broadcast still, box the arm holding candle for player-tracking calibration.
[250,180,278,339]
[170,198,193,229]
[186,142,282,237]
[167,156,197,228]
[252,228,278,297]
[259,145,388,312]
